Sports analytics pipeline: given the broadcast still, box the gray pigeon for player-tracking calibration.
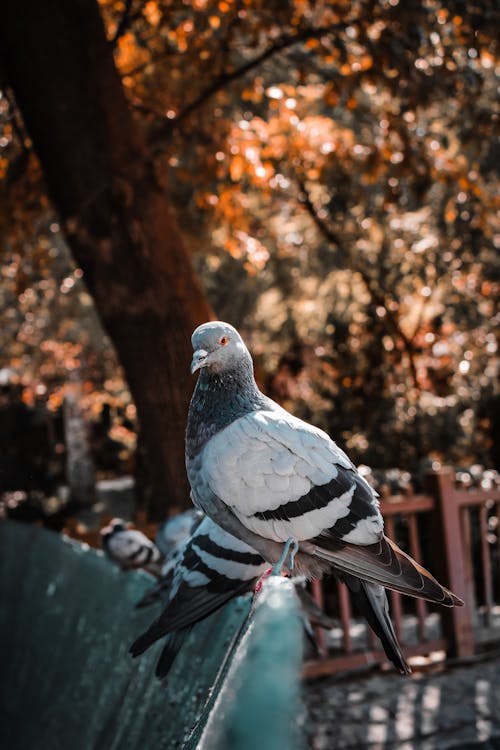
[131,513,339,677]
[130,515,270,677]
[185,321,464,673]
[135,512,268,612]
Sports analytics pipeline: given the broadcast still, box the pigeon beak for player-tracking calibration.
[191,349,209,374]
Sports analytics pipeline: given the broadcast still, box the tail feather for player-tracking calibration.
[130,625,163,658]
[342,573,411,675]
[294,585,335,630]
[130,581,252,658]
[155,628,192,679]
[314,535,463,607]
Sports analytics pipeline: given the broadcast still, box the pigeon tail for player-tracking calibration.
[130,580,252,657]
[313,535,463,607]
[155,628,192,679]
[130,622,164,658]
[294,585,335,630]
[342,573,411,675]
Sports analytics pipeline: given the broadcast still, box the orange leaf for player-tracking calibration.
[229,155,245,181]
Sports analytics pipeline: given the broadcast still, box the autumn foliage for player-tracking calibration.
[0,0,498,514]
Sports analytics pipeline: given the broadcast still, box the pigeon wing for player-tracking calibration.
[198,411,464,606]
[130,518,267,655]
[200,409,383,545]
[313,535,463,606]
[130,580,250,656]
[135,570,175,608]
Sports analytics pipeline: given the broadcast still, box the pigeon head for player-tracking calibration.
[191,321,252,375]
[100,518,127,540]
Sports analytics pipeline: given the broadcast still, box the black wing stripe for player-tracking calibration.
[253,470,377,536]
[326,476,380,538]
[184,546,257,592]
[253,475,350,521]
[193,533,264,565]
[128,545,145,561]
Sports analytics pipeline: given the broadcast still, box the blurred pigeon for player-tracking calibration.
[155,508,204,556]
[185,321,464,674]
[101,518,163,577]
[154,508,204,577]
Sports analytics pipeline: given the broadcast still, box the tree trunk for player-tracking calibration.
[0,0,213,519]
[63,380,96,507]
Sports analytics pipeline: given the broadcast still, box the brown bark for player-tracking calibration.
[0,0,213,519]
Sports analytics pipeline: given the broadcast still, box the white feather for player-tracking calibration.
[233,485,357,542]
[183,569,212,588]
[201,410,359,517]
[192,543,267,581]
[337,515,383,544]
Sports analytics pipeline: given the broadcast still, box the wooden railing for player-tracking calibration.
[432,468,500,657]
[304,468,500,679]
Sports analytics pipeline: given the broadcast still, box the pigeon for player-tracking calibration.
[130,515,270,677]
[185,321,464,674]
[132,510,204,609]
[131,510,415,674]
[154,508,204,578]
[136,509,248,608]
[100,513,201,608]
[155,509,204,557]
[130,514,339,677]
[100,518,164,577]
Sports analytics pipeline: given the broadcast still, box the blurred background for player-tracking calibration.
[0,0,498,529]
[1,2,499,747]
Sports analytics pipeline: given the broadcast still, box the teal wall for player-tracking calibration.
[0,522,304,749]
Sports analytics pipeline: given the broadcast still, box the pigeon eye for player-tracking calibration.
[219,336,228,346]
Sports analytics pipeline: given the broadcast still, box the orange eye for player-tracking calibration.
[219,336,228,346]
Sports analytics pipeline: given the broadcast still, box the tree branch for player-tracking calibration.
[297,176,420,383]
[297,175,342,249]
[149,22,347,145]
[111,0,136,45]
[1,85,28,147]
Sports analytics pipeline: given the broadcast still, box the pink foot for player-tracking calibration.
[254,567,273,594]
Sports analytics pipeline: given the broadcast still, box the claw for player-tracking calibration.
[272,537,299,576]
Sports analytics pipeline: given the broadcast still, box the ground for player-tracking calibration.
[304,650,500,750]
